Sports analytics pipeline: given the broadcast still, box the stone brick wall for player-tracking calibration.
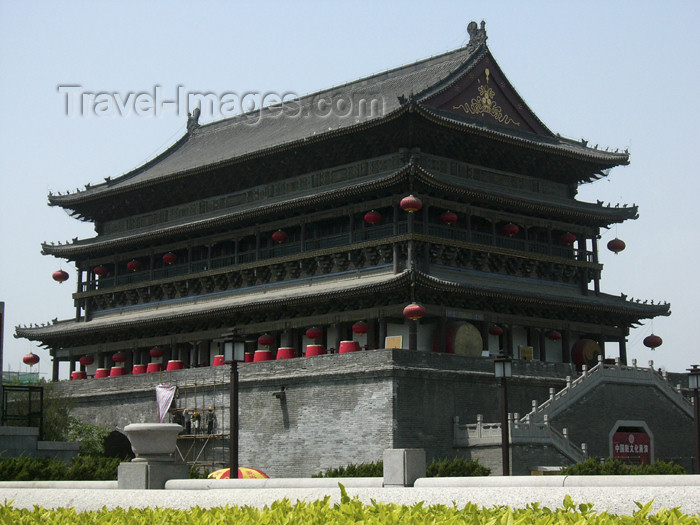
[58,349,679,477]
[552,382,694,472]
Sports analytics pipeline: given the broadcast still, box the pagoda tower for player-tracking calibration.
[17,21,669,380]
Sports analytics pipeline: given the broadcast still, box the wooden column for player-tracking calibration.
[378,317,387,349]
[599,335,606,360]
[506,325,514,357]
[408,320,417,351]
[592,232,601,295]
[407,212,415,270]
[619,332,628,365]
[561,330,571,363]
[436,316,446,353]
[75,268,82,320]
[539,330,547,362]
[480,321,489,353]
[52,352,59,382]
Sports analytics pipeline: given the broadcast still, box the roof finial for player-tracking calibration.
[187,105,201,133]
[467,20,487,48]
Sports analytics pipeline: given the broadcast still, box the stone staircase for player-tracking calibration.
[454,358,693,464]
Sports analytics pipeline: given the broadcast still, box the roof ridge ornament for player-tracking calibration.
[187,106,201,133]
[467,20,487,49]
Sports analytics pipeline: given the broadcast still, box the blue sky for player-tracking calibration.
[1,1,699,376]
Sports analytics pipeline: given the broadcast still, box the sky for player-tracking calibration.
[1,1,699,377]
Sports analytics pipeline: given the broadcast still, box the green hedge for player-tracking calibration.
[0,456,121,481]
[560,458,687,475]
[313,457,490,478]
[0,489,696,524]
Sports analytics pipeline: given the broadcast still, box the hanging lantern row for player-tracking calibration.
[403,303,426,321]
[607,238,626,254]
[501,223,519,237]
[112,352,126,363]
[400,195,422,213]
[271,229,288,244]
[560,232,576,246]
[258,333,275,347]
[149,346,164,358]
[126,259,142,272]
[162,252,177,265]
[546,330,562,341]
[439,210,458,226]
[23,353,40,366]
[488,325,503,336]
[352,321,368,334]
[52,270,69,283]
[93,265,108,276]
[643,334,663,350]
[364,210,382,225]
[305,327,322,340]
[79,355,94,366]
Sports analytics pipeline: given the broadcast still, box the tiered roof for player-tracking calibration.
[48,21,629,223]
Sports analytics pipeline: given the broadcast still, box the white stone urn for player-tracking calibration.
[123,423,183,462]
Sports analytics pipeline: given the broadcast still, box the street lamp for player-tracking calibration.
[688,364,700,474]
[225,340,245,478]
[494,351,512,476]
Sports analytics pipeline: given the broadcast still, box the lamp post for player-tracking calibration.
[225,340,245,478]
[494,351,512,476]
[689,364,700,474]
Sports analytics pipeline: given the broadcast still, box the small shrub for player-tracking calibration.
[313,460,383,478]
[630,460,686,475]
[0,455,122,481]
[313,457,490,478]
[426,457,491,477]
[561,457,686,475]
[66,456,121,480]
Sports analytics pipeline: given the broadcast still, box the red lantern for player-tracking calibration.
[149,347,163,358]
[364,210,381,225]
[112,352,126,363]
[52,270,69,283]
[126,259,142,272]
[403,303,426,321]
[439,210,458,226]
[643,334,663,350]
[400,195,422,213]
[547,330,562,341]
[23,353,40,366]
[271,230,288,244]
[607,238,626,254]
[488,325,503,336]
[560,232,576,246]
[258,334,275,347]
[501,223,519,237]
[305,327,322,340]
[93,265,108,276]
[162,252,177,265]
[352,321,368,334]
[79,355,94,366]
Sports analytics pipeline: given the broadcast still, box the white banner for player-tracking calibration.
[155,384,177,423]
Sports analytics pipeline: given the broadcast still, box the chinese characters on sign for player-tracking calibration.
[612,431,651,465]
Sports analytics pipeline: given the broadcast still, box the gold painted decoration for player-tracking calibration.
[453,68,520,127]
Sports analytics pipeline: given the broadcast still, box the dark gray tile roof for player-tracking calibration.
[50,45,480,206]
[49,40,627,209]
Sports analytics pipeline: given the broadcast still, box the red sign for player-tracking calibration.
[612,431,651,465]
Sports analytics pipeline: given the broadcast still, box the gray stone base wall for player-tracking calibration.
[49,349,693,477]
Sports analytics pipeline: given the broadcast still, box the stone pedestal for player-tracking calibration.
[118,423,189,489]
[118,461,190,489]
[383,448,425,487]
